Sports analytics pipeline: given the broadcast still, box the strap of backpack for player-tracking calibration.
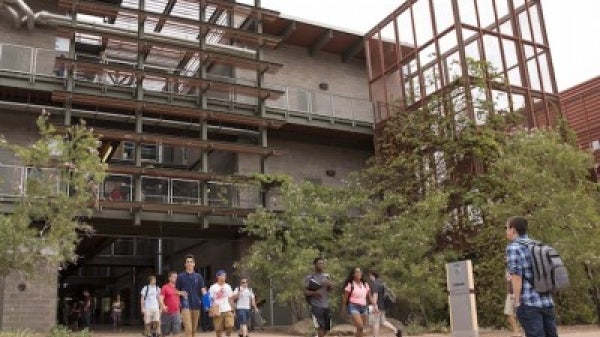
[144,285,149,301]
[515,241,538,286]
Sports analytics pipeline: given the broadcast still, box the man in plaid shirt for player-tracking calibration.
[505,216,558,337]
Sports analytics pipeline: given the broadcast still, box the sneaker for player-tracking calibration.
[395,330,402,337]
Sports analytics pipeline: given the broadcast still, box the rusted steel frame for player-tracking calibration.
[376,30,390,120]
[393,15,407,109]
[472,0,494,111]
[522,0,551,126]
[535,0,558,95]
[409,3,426,103]
[507,0,536,128]
[54,126,284,156]
[365,0,418,38]
[51,91,284,128]
[491,0,515,113]
[451,0,474,119]
[427,0,445,97]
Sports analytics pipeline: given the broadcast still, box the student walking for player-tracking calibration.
[232,278,258,337]
[176,254,208,337]
[209,270,235,337]
[304,257,334,337]
[368,271,402,337]
[341,267,376,337]
[504,269,521,337]
[112,294,124,332]
[505,216,559,337]
[141,275,162,337]
[160,271,186,337]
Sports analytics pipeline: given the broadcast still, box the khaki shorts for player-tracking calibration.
[144,308,161,323]
[504,295,515,316]
[213,311,234,331]
[369,311,388,325]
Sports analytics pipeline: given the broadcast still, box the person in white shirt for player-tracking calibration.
[232,278,258,337]
[141,275,161,337]
[209,270,234,337]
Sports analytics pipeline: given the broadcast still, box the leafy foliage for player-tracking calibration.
[241,60,600,327]
[0,113,106,277]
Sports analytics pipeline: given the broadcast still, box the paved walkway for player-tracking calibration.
[89,325,600,337]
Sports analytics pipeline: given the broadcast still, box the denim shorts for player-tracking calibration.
[236,309,252,325]
[347,303,368,315]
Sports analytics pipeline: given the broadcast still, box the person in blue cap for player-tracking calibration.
[209,270,235,337]
[176,254,207,337]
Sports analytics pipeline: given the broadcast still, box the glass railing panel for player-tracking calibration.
[0,164,24,197]
[0,44,32,73]
[171,179,200,205]
[141,176,169,203]
[101,174,133,202]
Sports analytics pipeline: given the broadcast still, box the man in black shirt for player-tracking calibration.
[368,271,401,337]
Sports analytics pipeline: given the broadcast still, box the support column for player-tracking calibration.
[64,12,77,126]
[134,0,146,226]
[156,238,164,276]
[198,1,210,221]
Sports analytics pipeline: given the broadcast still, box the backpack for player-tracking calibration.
[143,285,160,301]
[382,283,396,308]
[518,240,570,293]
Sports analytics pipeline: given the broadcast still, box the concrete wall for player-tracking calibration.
[261,137,371,186]
[0,110,39,164]
[262,45,370,100]
[0,261,58,331]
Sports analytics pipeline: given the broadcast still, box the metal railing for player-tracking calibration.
[0,164,261,209]
[0,42,375,125]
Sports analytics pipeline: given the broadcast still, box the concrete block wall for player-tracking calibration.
[0,261,58,331]
[0,110,39,164]
[263,45,370,100]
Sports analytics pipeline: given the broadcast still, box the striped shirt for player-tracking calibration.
[506,235,554,308]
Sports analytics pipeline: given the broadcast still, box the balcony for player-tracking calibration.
[0,42,374,130]
[0,164,262,215]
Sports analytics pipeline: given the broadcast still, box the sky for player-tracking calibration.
[240,0,600,91]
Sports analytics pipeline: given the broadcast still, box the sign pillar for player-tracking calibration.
[446,260,479,337]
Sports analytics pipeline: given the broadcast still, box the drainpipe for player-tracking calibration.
[2,0,35,30]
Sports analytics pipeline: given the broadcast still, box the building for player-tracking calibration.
[0,0,373,329]
[0,0,558,330]
[560,76,600,164]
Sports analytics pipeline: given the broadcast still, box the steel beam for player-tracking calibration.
[276,20,296,48]
[342,37,363,63]
[309,29,332,56]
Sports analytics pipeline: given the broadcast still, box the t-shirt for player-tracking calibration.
[344,281,370,306]
[176,272,206,310]
[209,283,233,313]
[370,279,385,309]
[304,273,331,309]
[141,285,161,310]
[161,283,181,315]
[233,287,254,310]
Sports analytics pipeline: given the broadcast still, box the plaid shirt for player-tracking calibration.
[506,235,554,308]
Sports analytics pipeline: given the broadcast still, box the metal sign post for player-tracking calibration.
[446,260,479,337]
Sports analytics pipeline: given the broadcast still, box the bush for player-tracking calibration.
[49,326,90,337]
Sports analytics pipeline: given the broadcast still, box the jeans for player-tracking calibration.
[516,305,558,337]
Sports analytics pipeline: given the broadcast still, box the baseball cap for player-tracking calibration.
[216,270,226,277]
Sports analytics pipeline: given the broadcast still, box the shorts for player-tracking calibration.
[144,308,161,323]
[161,313,182,335]
[310,306,331,331]
[213,311,235,331]
[369,311,388,325]
[504,295,515,316]
[348,303,368,315]
[236,309,252,325]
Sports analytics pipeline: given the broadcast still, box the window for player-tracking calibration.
[591,140,600,152]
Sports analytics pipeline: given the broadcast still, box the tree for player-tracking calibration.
[241,60,600,327]
[0,112,106,278]
[240,178,362,322]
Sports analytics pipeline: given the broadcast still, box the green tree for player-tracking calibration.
[0,112,106,278]
[240,178,364,322]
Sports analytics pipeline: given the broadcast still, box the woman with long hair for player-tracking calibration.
[341,267,376,337]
